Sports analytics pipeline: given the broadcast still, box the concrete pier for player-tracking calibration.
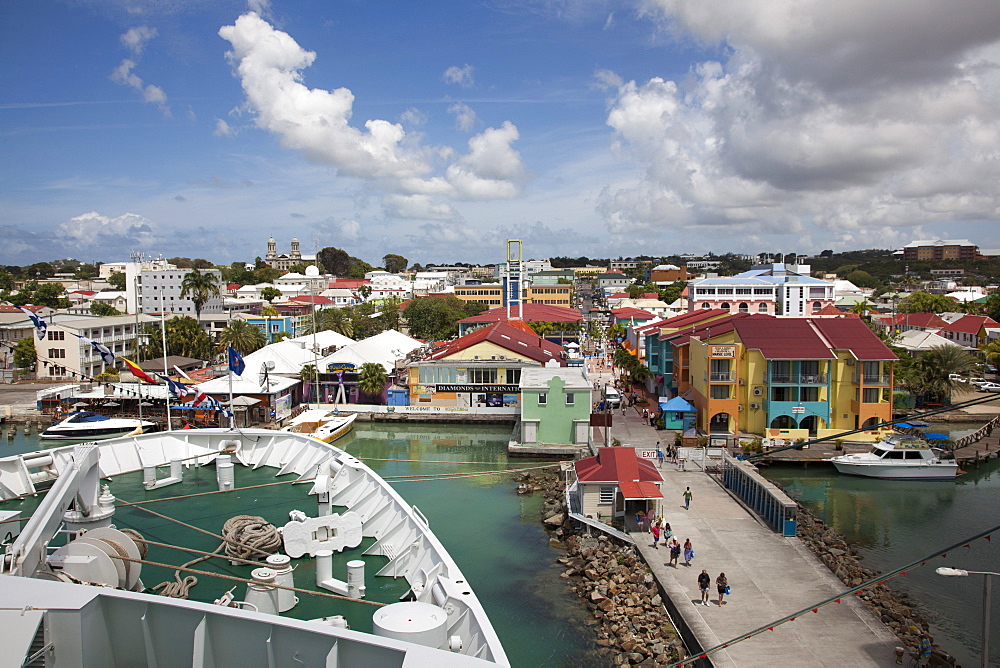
[594,375,899,665]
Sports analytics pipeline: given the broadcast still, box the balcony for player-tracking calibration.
[853,373,891,385]
[770,374,828,385]
[709,371,735,382]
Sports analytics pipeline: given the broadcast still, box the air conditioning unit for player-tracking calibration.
[750,402,760,410]
[738,404,744,411]
[738,378,745,386]
[473,355,480,360]
[753,387,763,396]
[491,355,498,360]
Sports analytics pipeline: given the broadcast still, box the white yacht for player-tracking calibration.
[40,411,155,440]
[828,433,959,480]
[281,409,357,444]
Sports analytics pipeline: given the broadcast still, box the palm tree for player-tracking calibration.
[901,344,979,404]
[982,340,1000,371]
[849,300,875,320]
[218,319,266,355]
[180,268,220,319]
[306,308,355,338]
[357,362,387,403]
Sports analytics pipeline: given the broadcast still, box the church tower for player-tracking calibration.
[266,236,277,263]
[290,237,301,261]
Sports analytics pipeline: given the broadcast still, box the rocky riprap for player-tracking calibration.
[796,507,956,666]
[514,470,684,666]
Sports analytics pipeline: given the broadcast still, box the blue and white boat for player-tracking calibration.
[828,433,959,480]
[40,411,155,440]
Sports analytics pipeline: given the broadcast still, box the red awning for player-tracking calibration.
[619,481,663,500]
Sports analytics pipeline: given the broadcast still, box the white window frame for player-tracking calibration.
[599,486,615,504]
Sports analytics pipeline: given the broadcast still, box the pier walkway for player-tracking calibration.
[590,375,898,665]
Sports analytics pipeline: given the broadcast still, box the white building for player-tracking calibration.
[126,265,224,316]
[31,314,156,380]
[687,263,835,317]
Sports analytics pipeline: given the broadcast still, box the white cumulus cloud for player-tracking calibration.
[446,121,526,200]
[112,26,170,116]
[121,25,157,55]
[443,64,475,87]
[56,212,164,249]
[448,102,477,132]
[600,0,1000,245]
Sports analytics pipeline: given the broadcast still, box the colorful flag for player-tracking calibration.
[121,358,159,385]
[155,374,192,399]
[71,333,115,366]
[18,306,47,340]
[192,389,211,407]
[228,346,245,376]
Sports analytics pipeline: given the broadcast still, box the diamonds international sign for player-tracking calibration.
[437,385,520,393]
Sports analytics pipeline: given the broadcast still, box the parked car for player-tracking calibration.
[977,382,1000,393]
[968,377,989,388]
[948,373,967,382]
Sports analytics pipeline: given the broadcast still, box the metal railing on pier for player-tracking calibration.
[719,452,797,536]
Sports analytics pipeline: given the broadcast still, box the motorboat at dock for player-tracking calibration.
[40,411,155,441]
[0,428,508,666]
[281,409,357,443]
[827,433,959,480]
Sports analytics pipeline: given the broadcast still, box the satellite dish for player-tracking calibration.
[258,360,275,390]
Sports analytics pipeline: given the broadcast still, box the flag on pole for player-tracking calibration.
[228,346,246,376]
[121,358,159,385]
[192,389,211,407]
[71,333,115,366]
[18,306,47,340]
[155,373,192,399]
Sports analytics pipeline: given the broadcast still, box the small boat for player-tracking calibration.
[828,433,959,480]
[282,409,356,443]
[41,411,156,441]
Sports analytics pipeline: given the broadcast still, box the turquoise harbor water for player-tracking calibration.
[0,423,606,668]
[763,457,1000,666]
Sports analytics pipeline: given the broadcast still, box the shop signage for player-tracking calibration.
[711,345,736,358]
[326,362,356,373]
[437,384,519,393]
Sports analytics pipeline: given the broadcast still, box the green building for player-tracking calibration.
[515,366,592,454]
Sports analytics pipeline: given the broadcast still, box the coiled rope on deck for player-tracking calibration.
[146,515,282,599]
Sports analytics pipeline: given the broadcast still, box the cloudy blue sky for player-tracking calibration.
[4,0,1000,267]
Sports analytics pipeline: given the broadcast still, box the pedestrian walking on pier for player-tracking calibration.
[642,408,649,424]
[636,510,646,532]
[683,487,693,510]
[716,573,728,606]
[668,538,681,567]
[662,522,673,542]
[683,539,694,567]
[651,523,661,548]
[697,570,711,606]
[656,442,664,467]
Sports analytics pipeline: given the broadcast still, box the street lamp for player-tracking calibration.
[935,566,997,668]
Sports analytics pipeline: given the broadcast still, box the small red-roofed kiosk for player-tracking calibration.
[573,447,663,525]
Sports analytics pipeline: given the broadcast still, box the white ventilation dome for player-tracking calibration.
[372,601,448,650]
[305,265,320,277]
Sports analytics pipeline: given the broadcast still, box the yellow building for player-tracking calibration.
[525,284,572,306]
[453,284,503,307]
[672,315,896,441]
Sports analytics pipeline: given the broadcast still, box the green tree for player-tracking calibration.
[32,283,70,308]
[377,297,403,333]
[272,331,291,342]
[659,281,687,305]
[13,337,36,370]
[308,308,355,337]
[845,270,879,289]
[74,263,98,278]
[221,262,255,286]
[0,270,13,291]
[89,302,122,316]
[357,362,388,403]
[140,317,214,360]
[382,254,408,273]
[403,296,478,341]
[218,319,267,355]
[254,266,281,283]
[898,291,955,314]
[260,286,283,303]
[898,344,979,404]
[107,272,128,291]
[982,340,1000,371]
[179,268,220,319]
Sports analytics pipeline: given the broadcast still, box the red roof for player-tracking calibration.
[427,321,564,364]
[328,279,369,289]
[0,304,44,313]
[875,313,948,329]
[656,309,732,337]
[941,315,999,335]
[290,295,334,305]
[69,290,97,296]
[619,481,663,500]
[576,447,662,483]
[733,317,836,360]
[641,292,660,299]
[608,292,630,299]
[612,307,656,320]
[458,304,582,324]
[810,318,898,361]
[813,304,845,316]
[667,313,757,345]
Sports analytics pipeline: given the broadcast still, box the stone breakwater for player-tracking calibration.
[795,506,956,666]
[514,470,684,666]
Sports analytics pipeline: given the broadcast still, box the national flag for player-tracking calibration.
[192,389,211,407]
[155,373,192,399]
[228,346,245,376]
[18,306,47,340]
[71,333,115,366]
[121,358,159,385]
